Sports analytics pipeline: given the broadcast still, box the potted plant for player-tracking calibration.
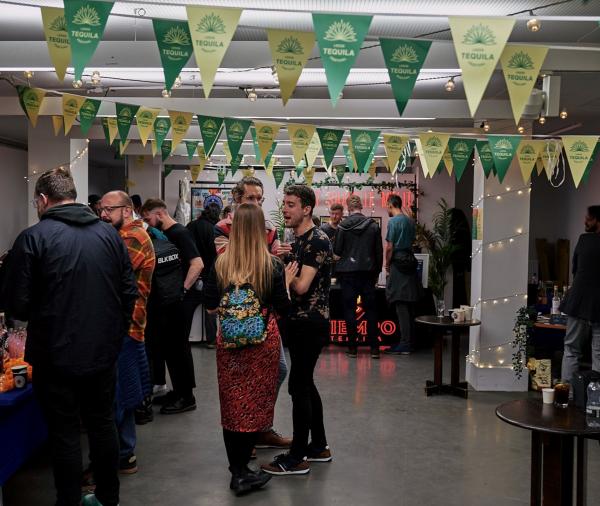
[269,200,286,242]
[416,198,458,316]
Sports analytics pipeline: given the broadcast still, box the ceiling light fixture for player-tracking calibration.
[538,115,546,125]
[161,88,171,98]
[91,70,101,85]
[444,77,456,92]
[72,79,83,89]
[527,11,541,32]
[560,109,568,119]
[246,88,257,102]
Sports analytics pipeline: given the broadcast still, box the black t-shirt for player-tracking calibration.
[164,223,200,276]
[290,226,332,321]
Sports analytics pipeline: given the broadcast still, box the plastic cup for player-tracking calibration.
[542,388,555,404]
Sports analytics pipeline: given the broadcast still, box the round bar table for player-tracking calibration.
[415,316,480,399]
[496,398,600,506]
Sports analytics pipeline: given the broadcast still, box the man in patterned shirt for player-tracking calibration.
[100,191,155,475]
[263,184,333,476]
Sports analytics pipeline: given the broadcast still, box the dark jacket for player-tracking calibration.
[5,204,138,375]
[187,215,218,280]
[334,213,383,274]
[560,233,600,323]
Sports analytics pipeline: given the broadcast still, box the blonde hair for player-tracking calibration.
[215,203,274,301]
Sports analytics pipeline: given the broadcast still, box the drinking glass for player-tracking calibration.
[553,379,570,408]
[436,299,446,319]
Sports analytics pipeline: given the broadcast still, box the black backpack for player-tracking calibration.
[148,231,184,306]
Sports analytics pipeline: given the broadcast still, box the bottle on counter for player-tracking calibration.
[551,285,560,315]
[586,380,600,428]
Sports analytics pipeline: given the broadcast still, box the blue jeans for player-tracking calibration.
[561,316,600,385]
[115,406,136,459]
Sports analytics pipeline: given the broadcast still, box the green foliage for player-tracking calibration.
[269,200,286,242]
[511,306,536,378]
[416,198,458,299]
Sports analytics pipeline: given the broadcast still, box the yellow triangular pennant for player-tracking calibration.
[62,93,87,134]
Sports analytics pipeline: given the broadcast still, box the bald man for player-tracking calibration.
[99,191,155,474]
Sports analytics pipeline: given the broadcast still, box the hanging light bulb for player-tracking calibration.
[23,70,34,79]
[517,125,525,134]
[560,109,568,119]
[483,121,490,133]
[173,75,182,88]
[527,12,541,32]
[538,115,546,125]
[444,77,455,92]
[247,88,257,102]
[90,70,101,85]
[162,88,171,98]
[271,66,279,85]
[72,79,83,89]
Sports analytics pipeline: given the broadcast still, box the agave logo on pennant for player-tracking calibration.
[294,128,309,140]
[519,143,537,163]
[80,101,96,114]
[120,107,132,119]
[163,25,191,60]
[23,89,40,108]
[520,144,536,155]
[494,138,513,150]
[493,138,515,161]
[174,115,187,126]
[49,15,70,47]
[426,136,442,148]
[65,98,79,113]
[460,24,497,68]
[277,36,303,55]
[354,132,373,154]
[454,141,470,153]
[155,118,169,132]
[228,122,245,140]
[323,19,357,62]
[506,50,534,87]
[196,13,226,34]
[258,126,274,139]
[50,15,68,32]
[139,110,153,121]
[569,140,590,153]
[391,45,419,63]
[71,4,102,44]
[203,119,218,133]
[507,51,534,70]
[322,131,339,144]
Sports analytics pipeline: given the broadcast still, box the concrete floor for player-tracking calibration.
[4,344,600,506]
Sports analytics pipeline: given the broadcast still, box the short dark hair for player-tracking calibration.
[202,202,221,224]
[312,216,321,227]
[88,194,101,207]
[346,195,362,211]
[588,206,600,221]
[35,167,77,201]
[131,194,142,208]
[140,198,167,214]
[285,184,316,216]
[232,176,264,203]
[330,203,343,213]
[221,205,232,219]
[388,194,403,209]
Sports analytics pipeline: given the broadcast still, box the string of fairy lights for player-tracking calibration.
[24,139,90,182]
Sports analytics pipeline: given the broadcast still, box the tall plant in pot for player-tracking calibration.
[415,198,458,317]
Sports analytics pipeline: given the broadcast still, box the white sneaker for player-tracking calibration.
[152,384,169,396]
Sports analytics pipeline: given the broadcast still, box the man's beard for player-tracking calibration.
[155,218,164,230]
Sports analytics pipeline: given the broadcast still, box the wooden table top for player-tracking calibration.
[496,398,600,437]
[415,315,481,328]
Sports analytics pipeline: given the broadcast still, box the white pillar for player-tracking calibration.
[27,118,88,226]
[126,154,162,202]
[466,140,530,391]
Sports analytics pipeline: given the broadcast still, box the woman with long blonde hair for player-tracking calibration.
[204,204,297,495]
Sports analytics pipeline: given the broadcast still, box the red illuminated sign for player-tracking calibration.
[329,296,397,343]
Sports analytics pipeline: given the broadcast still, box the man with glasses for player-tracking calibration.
[141,199,203,415]
[98,191,155,475]
[213,176,292,450]
[6,167,138,506]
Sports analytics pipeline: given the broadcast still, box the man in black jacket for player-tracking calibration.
[334,195,383,358]
[5,167,138,506]
[560,205,600,386]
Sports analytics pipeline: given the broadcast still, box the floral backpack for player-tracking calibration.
[218,283,269,349]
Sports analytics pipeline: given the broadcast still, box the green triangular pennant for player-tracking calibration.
[343,144,355,173]
[476,140,495,178]
[224,118,251,161]
[448,138,476,182]
[380,38,432,116]
[488,135,521,183]
[230,153,243,176]
[115,103,139,141]
[317,128,344,172]
[250,127,262,162]
[16,86,46,127]
[350,130,380,173]
[64,0,114,81]
[273,167,285,189]
[164,164,174,177]
[161,140,173,162]
[153,117,171,151]
[335,164,346,183]
[312,13,373,107]
[78,98,101,136]
[295,159,306,178]
[217,167,226,185]
[264,142,278,169]
[112,139,123,159]
[185,140,199,160]
[152,18,193,91]
[197,115,223,157]
[582,142,599,185]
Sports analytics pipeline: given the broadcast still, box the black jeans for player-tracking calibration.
[222,429,259,474]
[288,319,328,459]
[33,366,120,506]
[395,301,415,349]
[183,289,218,345]
[339,271,379,349]
[146,299,196,398]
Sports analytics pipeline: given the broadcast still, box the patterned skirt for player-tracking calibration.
[216,316,280,432]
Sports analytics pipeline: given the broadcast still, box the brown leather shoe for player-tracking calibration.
[255,428,292,449]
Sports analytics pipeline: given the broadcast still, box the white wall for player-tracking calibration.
[0,144,27,253]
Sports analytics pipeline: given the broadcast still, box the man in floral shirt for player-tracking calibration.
[263,185,333,476]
